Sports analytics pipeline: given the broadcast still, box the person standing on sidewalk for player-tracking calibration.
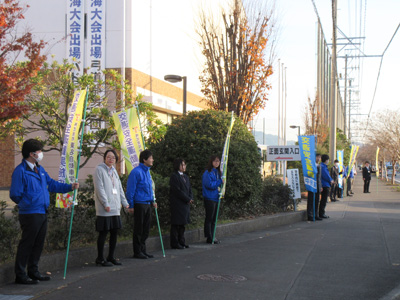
[307,153,322,221]
[169,158,193,249]
[202,155,223,244]
[346,166,355,196]
[10,139,79,284]
[320,154,334,219]
[126,149,157,259]
[93,149,129,267]
[362,161,374,193]
[330,159,342,202]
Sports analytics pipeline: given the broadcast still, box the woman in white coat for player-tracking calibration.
[94,149,129,266]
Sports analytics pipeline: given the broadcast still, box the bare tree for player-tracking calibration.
[365,109,400,185]
[197,0,277,125]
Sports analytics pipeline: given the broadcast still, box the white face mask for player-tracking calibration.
[335,163,339,167]
[34,152,44,162]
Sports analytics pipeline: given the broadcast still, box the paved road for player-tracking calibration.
[1,176,400,300]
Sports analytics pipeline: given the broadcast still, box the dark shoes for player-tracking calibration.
[143,252,154,258]
[347,194,353,197]
[206,238,220,244]
[95,259,113,266]
[171,244,184,250]
[133,253,148,259]
[15,276,39,285]
[308,216,323,221]
[107,258,122,265]
[182,244,189,248]
[320,214,329,218]
[28,272,50,281]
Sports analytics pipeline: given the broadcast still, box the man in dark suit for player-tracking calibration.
[330,159,342,202]
[169,158,193,249]
[362,161,375,193]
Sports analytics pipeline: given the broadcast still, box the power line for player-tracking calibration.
[363,22,400,139]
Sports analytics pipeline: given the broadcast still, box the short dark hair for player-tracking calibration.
[365,161,370,164]
[173,158,186,172]
[316,153,321,157]
[22,139,43,159]
[104,149,119,163]
[334,159,339,163]
[139,149,153,163]
[206,155,221,175]
[321,154,330,163]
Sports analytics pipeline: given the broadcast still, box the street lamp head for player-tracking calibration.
[290,125,298,129]
[164,74,183,83]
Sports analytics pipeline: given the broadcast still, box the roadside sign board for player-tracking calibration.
[267,146,301,161]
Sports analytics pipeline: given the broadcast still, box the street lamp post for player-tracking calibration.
[290,125,300,137]
[164,74,187,115]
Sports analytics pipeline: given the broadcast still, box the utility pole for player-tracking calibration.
[329,0,337,161]
[344,54,348,138]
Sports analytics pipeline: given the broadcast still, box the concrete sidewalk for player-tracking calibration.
[2,176,400,300]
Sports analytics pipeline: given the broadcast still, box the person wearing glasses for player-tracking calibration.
[94,149,129,266]
[202,155,224,244]
[169,158,194,249]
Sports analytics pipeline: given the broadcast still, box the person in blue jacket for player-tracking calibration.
[319,154,334,219]
[202,155,224,244]
[10,139,79,285]
[126,149,157,259]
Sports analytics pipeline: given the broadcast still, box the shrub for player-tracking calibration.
[0,200,19,263]
[261,176,296,212]
[148,109,262,219]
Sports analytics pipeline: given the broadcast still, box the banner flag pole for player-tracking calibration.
[212,112,235,244]
[63,88,89,279]
[135,103,165,257]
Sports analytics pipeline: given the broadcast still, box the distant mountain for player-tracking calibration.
[253,131,296,146]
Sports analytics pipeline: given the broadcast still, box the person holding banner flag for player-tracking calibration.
[10,139,79,284]
[202,155,223,244]
[330,160,342,202]
[362,161,375,193]
[126,149,158,259]
[307,154,323,221]
[320,154,334,219]
[93,150,129,267]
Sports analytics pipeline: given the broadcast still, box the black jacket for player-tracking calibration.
[169,172,193,225]
[362,166,374,180]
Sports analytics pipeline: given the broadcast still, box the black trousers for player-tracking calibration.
[307,191,320,219]
[15,214,47,278]
[133,203,151,255]
[330,183,338,200]
[319,187,330,217]
[364,179,371,192]
[347,177,352,195]
[97,228,118,260]
[204,199,218,240]
[170,224,186,248]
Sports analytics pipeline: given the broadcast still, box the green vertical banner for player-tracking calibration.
[219,111,235,198]
[212,112,235,243]
[56,90,87,208]
[113,107,144,173]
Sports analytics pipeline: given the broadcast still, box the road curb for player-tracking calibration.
[0,210,306,286]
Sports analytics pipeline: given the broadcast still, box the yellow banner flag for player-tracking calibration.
[56,90,87,208]
[376,147,380,177]
[113,106,144,173]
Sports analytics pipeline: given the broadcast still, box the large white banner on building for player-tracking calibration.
[87,0,105,83]
[67,0,84,81]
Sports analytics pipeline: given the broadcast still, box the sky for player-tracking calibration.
[253,0,400,144]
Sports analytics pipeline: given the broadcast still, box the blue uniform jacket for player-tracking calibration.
[321,163,333,188]
[126,163,154,207]
[10,160,73,214]
[202,168,223,202]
